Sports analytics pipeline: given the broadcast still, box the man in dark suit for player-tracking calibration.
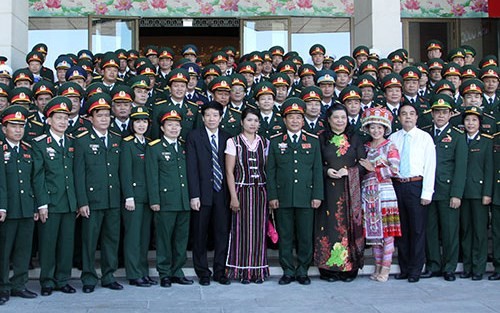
[186,101,231,286]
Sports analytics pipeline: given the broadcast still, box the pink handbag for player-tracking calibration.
[267,211,279,244]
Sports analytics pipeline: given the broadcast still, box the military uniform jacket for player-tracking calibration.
[258,113,284,140]
[120,135,150,205]
[303,118,326,136]
[425,124,468,201]
[146,137,189,211]
[220,107,242,137]
[3,141,35,218]
[463,132,494,199]
[150,98,199,140]
[266,132,324,208]
[32,133,77,213]
[66,116,91,139]
[109,117,132,138]
[74,129,121,210]
[493,132,500,205]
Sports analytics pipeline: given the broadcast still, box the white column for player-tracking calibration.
[354,0,402,58]
[0,0,29,70]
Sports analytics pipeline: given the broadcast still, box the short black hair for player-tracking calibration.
[241,107,260,121]
[201,101,223,116]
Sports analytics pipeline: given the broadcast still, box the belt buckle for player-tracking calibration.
[399,177,411,183]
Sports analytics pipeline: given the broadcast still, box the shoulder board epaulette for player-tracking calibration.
[187,100,198,106]
[145,136,152,142]
[124,135,134,142]
[28,114,36,119]
[423,109,432,114]
[195,87,203,92]
[76,130,89,138]
[93,75,102,79]
[155,88,163,93]
[21,141,31,148]
[482,133,493,139]
[229,107,241,114]
[270,132,283,139]
[276,113,282,117]
[148,139,161,146]
[493,132,500,137]
[483,112,495,119]
[303,131,318,139]
[109,130,121,137]
[30,119,44,127]
[421,125,432,130]
[452,126,464,134]
[178,138,185,144]
[155,100,167,106]
[33,134,48,142]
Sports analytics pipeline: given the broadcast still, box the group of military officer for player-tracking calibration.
[0,38,498,304]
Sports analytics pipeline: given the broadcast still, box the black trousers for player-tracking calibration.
[191,190,230,279]
[393,180,427,278]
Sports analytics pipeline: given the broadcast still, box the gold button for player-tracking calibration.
[18,170,22,173]
[109,174,112,177]
[294,160,298,163]
[294,169,298,173]
[132,183,136,187]
[89,187,94,191]
[294,151,297,154]
[294,179,298,183]
[109,185,113,189]
[19,180,23,184]
[181,184,185,187]
[20,190,24,194]
[163,188,167,192]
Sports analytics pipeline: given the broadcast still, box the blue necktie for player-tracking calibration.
[400,133,411,177]
[211,134,223,192]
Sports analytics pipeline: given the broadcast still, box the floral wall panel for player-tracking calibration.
[401,0,488,18]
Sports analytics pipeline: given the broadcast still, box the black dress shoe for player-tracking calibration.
[443,272,456,281]
[145,276,158,285]
[199,277,210,286]
[0,292,9,305]
[240,279,250,284]
[489,272,500,281]
[11,289,38,298]
[472,273,483,281]
[160,277,172,288]
[102,282,123,290]
[319,275,338,282]
[278,275,295,285]
[171,277,194,285]
[341,277,355,282]
[217,276,231,285]
[296,275,311,285]
[129,278,150,287]
[58,284,76,294]
[41,287,53,296]
[420,270,442,279]
[253,278,264,284]
[394,273,408,280]
[408,276,420,283]
[460,271,472,279]
[82,285,94,293]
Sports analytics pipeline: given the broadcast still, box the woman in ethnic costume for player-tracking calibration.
[314,103,366,282]
[225,107,270,284]
[359,107,402,282]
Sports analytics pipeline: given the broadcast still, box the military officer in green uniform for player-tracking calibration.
[460,106,493,280]
[267,97,323,285]
[32,97,77,296]
[380,73,404,134]
[74,93,123,293]
[481,66,499,118]
[58,82,89,138]
[460,79,496,135]
[421,94,468,281]
[146,108,193,288]
[120,106,155,287]
[151,68,198,140]
[254,81,285,140]
[490,128,500,280]
[209,76,241,137]
[301,86,325,136]
[0,105,37,303]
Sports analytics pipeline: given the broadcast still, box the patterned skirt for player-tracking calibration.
[362,177,402,245]
[226,184,269,280]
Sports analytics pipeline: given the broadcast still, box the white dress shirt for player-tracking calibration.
[389,126,436,201]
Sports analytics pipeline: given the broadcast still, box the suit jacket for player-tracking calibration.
[425,124,468,201]
[463,133,494,199]
[146,137,189,211]
[32,133,77,213]
[3,141,35,218]
[74,129,121,210]
[120,135,150,205]
[186,127,231,207]
[266,132,324,208]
